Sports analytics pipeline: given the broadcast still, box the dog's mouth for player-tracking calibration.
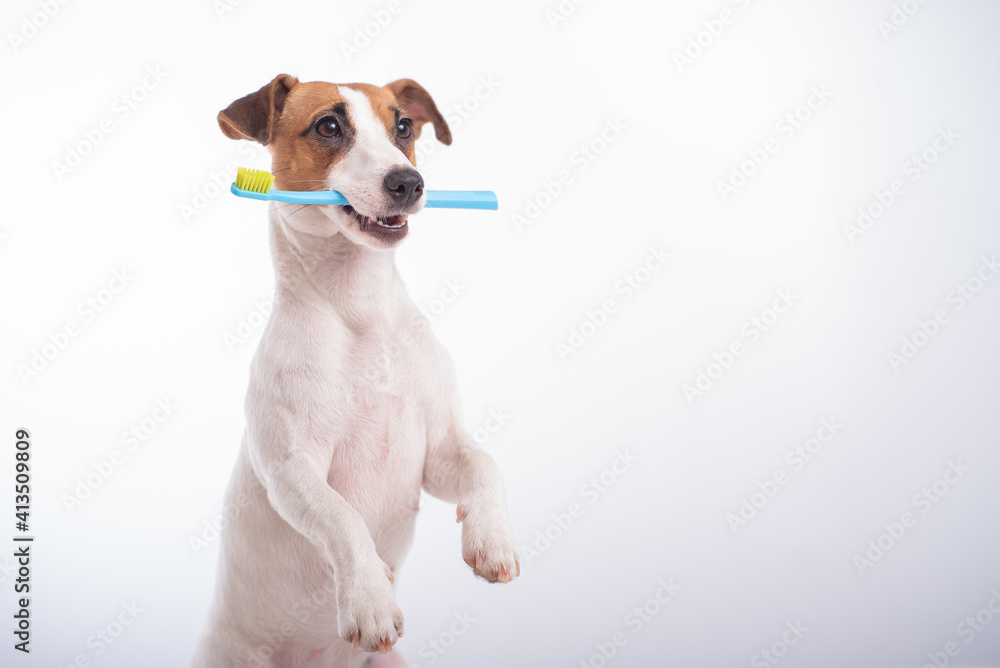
[342,205,409,244]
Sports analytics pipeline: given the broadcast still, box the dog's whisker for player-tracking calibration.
[271,201,310,214]
[270,202,301,212]
[278,203,312,224]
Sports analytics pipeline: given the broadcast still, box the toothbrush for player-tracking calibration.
[231,168,499,210]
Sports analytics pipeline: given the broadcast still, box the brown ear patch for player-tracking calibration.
[384,78,452,145]
[218,74,299,145]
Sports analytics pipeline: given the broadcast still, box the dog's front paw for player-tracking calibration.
[457,501,520,583]
[336,562,404,654]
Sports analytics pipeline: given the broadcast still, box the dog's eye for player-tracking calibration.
[396,118,413,139]
[316,117,341,138]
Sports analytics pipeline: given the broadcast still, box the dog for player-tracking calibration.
[191,75,519,668]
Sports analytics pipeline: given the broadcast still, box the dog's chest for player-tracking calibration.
[324,321,439,476]
[344,323,430,405]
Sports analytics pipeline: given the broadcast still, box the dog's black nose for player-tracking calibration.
[383,169,424,207]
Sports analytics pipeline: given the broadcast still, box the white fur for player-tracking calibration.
[332,87,417,217]
[191,90,518,668]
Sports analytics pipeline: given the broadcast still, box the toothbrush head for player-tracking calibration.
[234,167,275,194]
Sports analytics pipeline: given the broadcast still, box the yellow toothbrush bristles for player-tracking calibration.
[235,167,275,194]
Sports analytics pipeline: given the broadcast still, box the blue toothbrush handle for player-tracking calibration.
[424,190,498,210]
[230,183,349,205]
[231,184,498,210]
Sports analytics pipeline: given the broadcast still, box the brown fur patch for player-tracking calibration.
[269,82,353,191]
[384,79,452,146]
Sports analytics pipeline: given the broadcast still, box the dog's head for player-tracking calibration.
[218,74,451,249]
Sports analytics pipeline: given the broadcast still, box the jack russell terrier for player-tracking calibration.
[191,74,519,668]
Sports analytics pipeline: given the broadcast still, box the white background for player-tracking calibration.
[2,0,999,666]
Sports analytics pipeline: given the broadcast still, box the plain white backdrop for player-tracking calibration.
[2,0,999,666]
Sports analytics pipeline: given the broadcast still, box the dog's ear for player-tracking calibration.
[385,79,452,146]
[218,74,299,145]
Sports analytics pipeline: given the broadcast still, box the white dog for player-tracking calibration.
[191,75,519,668]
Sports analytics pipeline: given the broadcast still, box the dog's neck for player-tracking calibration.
[267,205,403,327]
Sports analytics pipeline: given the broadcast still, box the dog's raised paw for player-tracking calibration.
[337,567,405,653]
[457,502,520,584]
